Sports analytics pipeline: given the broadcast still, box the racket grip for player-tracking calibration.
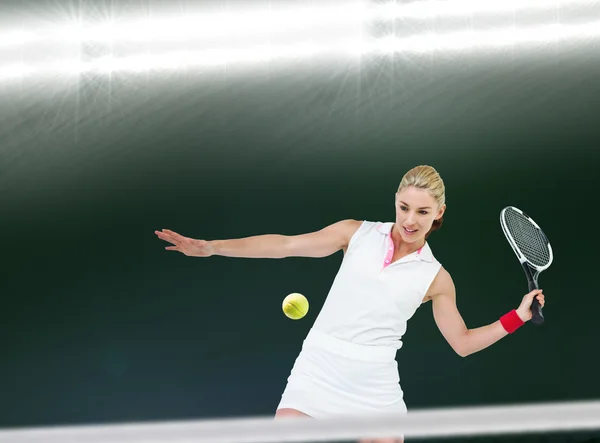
[528,280,544,325]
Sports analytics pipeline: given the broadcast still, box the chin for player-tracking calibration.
[402,235,423,244]
[400,230,424,243]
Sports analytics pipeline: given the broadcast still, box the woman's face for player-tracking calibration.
[394,186,444,243]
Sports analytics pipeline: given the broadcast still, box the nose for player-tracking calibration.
[405,212,417,226]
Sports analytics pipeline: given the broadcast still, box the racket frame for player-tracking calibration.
[500,206,553,326]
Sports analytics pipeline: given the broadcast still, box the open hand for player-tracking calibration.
[155,229,214,257]
[516,289,545,322]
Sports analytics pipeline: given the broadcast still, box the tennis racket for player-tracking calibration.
[500,206,553,325]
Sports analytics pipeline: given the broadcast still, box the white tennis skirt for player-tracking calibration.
[277,329,407,418]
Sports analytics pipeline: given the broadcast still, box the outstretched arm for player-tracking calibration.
[427,268,545,357]
[155,219,363,259]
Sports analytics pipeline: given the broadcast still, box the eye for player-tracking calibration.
[399,205,408,211]
[419,210,429,215]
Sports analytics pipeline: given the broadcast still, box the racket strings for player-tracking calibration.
[504,209,551,267]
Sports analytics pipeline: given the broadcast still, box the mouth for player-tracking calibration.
[403,227,418,235]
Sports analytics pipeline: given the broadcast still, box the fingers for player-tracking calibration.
[155,229,182,245]
[535,293,545,307]
[155,229,179,238]
[155,229,179,236]
[526,289,546,308]
[155,229,183,252]
[517,289,546,321]
[161,229,179,236]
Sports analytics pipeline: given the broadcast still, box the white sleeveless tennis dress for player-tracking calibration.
[277,221,442,418]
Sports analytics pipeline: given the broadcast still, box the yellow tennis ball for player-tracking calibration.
[282,293,309,320]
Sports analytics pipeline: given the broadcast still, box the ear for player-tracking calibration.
[435,204,446,220]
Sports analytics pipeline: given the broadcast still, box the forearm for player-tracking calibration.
[460,321,509,357]
[431,269,540,358]
[211,235,290,258]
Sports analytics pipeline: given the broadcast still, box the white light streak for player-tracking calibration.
[0,400,599,443]
[2,21,598,81]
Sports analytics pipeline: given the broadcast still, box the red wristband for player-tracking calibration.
[500,309,524,334]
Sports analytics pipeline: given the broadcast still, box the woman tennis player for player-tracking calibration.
[155,165,545,440]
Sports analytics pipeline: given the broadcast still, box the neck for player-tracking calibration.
[391,224,426,255]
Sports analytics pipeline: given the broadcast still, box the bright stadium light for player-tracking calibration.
[0,2,367,47]
[0,0,598,83]
[0,64,35,80]
[0,0,597,47]
[372,21,600,53]
[2,20,599,81]
[371,0,599,21]
[0,31,38,47]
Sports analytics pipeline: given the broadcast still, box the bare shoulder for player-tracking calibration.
[283,219,363,258]
[331,219,363,234]
[326,218,363,241]
[423,266,456,302]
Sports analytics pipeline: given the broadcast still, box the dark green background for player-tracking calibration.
[1,2,600,442]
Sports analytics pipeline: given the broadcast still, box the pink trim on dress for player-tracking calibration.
[383,234,394,269]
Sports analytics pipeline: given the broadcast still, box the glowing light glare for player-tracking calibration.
[52,60,87,75]
[0,64,35,79]
[0,41,346,79]
[1,0,598,47]
[0,3,367,47]
[89,9,364,43]
[0,31,37,47]
[371,21,600,53]
[371,0,599,20]
[2,21,599,81]
[88,42,339,71]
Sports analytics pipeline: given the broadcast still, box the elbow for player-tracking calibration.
[453,337,473,357]
[280,236,296,258]
[455,347,472,358]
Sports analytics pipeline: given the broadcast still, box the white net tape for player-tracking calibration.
[1,400,599,443]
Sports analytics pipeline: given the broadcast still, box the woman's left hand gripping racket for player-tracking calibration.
[500,206,554,325]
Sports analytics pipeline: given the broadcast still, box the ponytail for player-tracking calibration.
[425,217,444,239]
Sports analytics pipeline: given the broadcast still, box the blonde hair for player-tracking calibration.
[397,165,446,238]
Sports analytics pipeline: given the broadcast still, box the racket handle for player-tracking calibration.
[528,280,544,325]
